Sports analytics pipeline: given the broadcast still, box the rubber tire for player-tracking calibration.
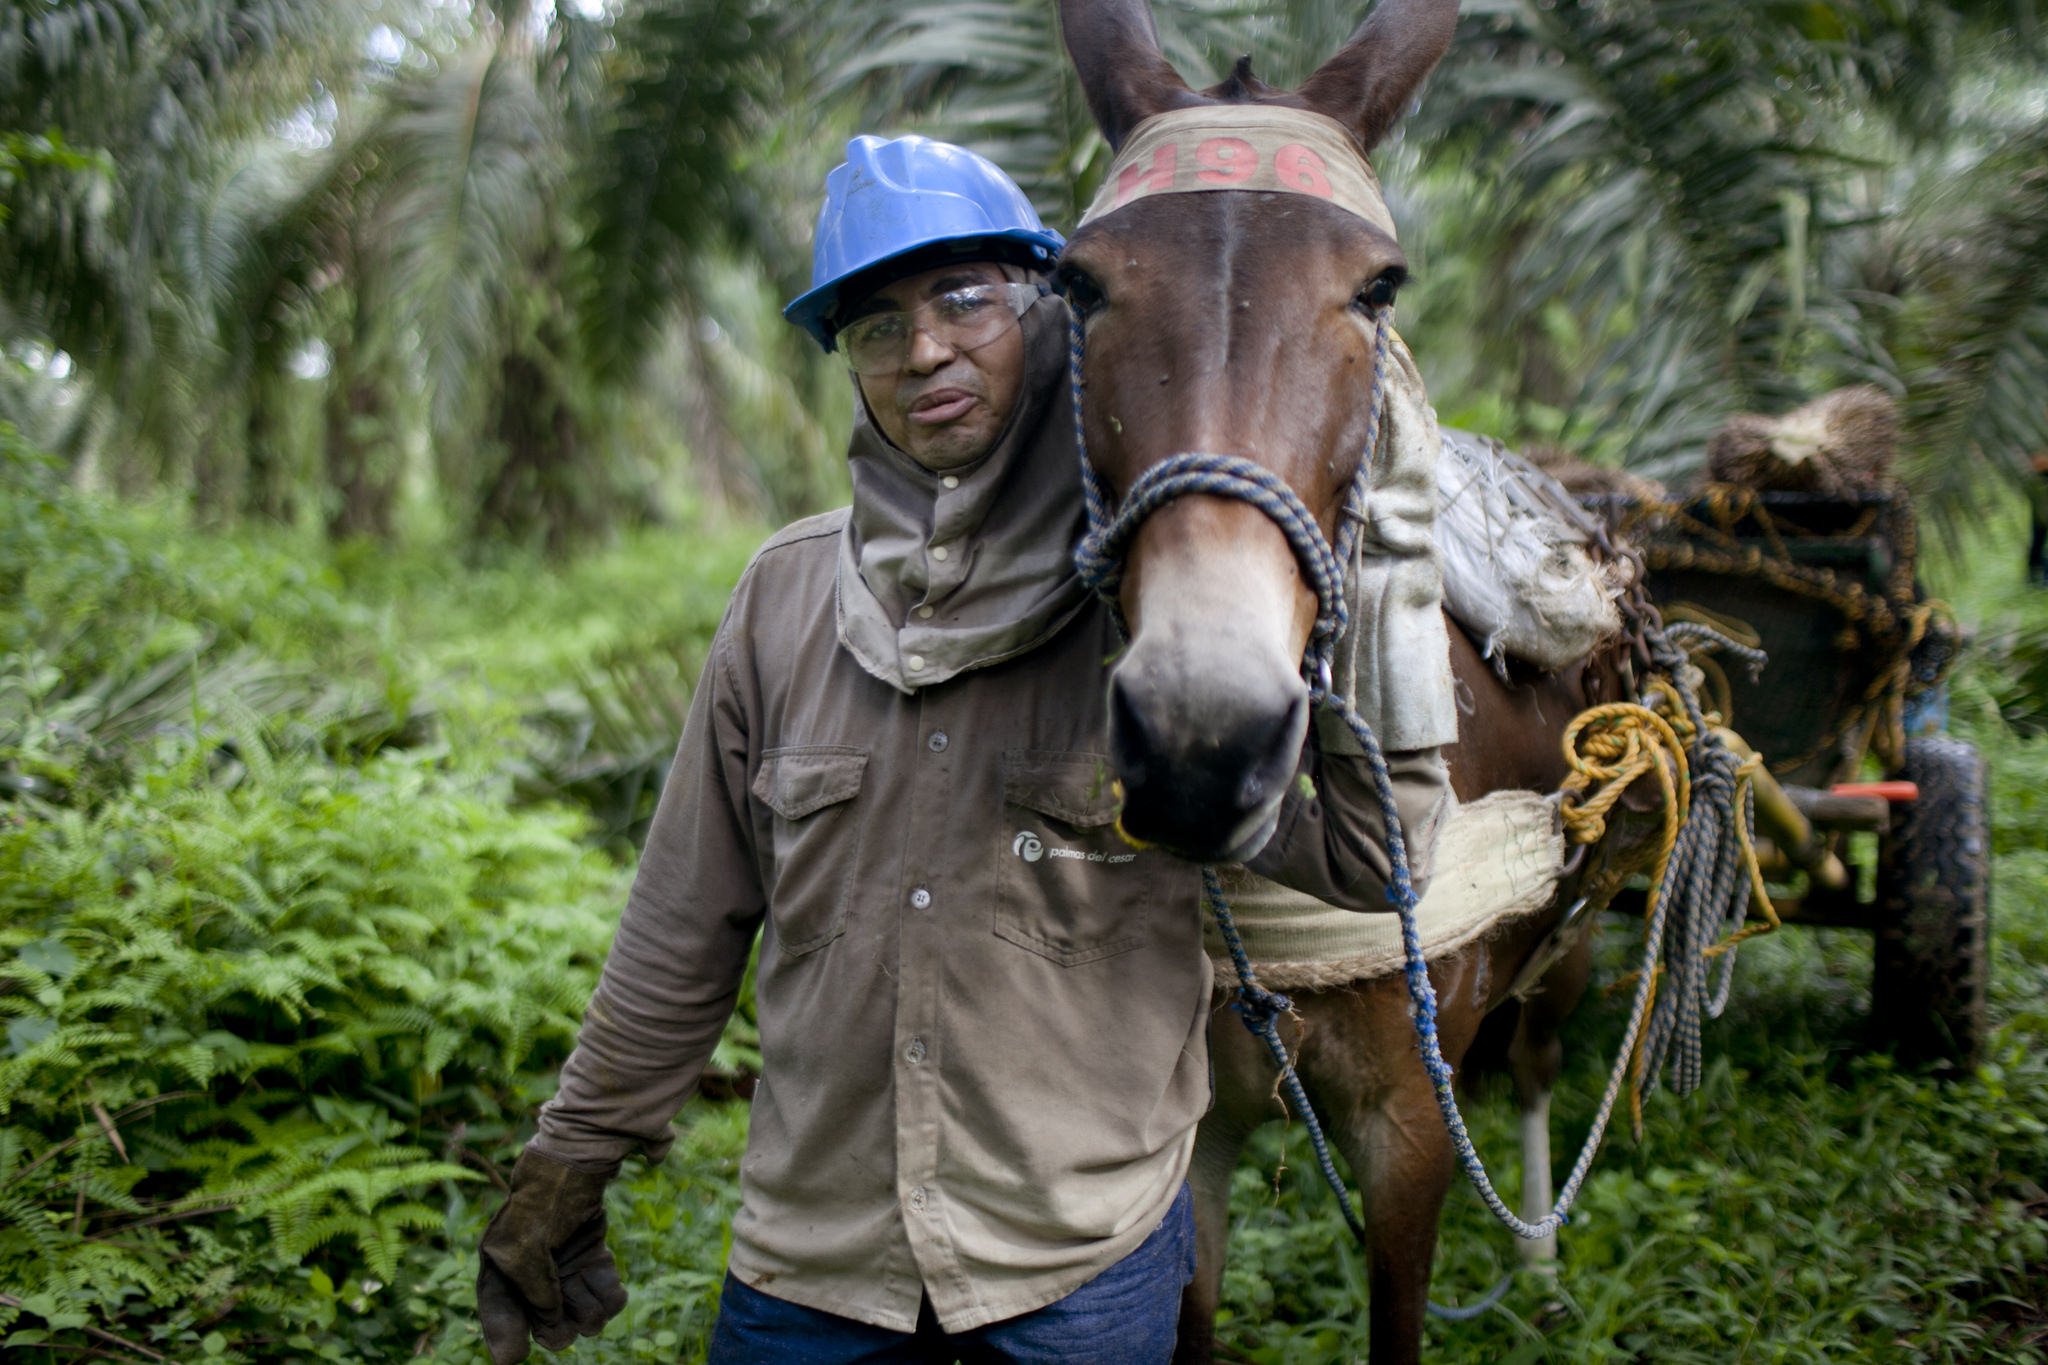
[1870,736,1991,1068]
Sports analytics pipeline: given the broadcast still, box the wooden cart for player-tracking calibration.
[1585,486,1987,1067]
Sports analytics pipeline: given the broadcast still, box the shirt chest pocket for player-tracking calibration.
[995,750,1163,967]
[752,746,868,956]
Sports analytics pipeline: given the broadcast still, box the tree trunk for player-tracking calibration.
[323,338,394,541]
[241,377,294,524]
[477,334,589,554]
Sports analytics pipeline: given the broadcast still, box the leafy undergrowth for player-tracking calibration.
[0,427,761,1361]
[10,416,2048,1362]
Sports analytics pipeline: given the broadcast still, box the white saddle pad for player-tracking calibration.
[1207,791,1563,990]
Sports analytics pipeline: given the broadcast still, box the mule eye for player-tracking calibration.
[1055,266,1106,319]
[1354,269,1405,312]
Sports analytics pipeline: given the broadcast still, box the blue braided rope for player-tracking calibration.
[1328,685,1674,1239]
[1078,457,1351,645]
[1204,869,1369,1244]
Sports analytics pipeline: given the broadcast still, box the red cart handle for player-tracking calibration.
[1829,781,1918,802]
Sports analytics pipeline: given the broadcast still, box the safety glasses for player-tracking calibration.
[839,282,1046,376]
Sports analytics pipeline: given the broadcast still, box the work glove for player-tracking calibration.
[477,1147,626,1363]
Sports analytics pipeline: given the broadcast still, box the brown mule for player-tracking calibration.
[1052,4,1656,1361]
[1180,630,1633,1365]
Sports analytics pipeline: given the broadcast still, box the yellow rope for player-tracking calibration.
[1555,682,1784,1132]
[1557,696,1690,853]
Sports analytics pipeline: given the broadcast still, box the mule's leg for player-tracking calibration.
[1178,996,1287,1365]
[1351,1067,1456,1365]
[1177,1104,1257,1365]
[1506,935,1593,1270]
[1291,981,1454,1365]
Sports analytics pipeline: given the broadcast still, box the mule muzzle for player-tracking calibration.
[1108,653,1310,862]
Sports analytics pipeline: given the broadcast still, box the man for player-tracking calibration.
[476,134,1450,1364]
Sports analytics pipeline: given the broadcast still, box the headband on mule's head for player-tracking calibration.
[1077,105,1397,240]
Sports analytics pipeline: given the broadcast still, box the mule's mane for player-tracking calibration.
[1198,54,1341,129]
[1209,55,1271,103]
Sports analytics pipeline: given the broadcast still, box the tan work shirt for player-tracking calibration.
[533,509,1443,1332]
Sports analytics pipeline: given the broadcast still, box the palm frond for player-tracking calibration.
[1883,117,2048,540]
[575,0,790,374]
[368,34,558,434]
[816,0,1252,226]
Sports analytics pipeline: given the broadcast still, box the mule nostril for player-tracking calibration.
[1231,689,1308,812]
[1108,672,1155,791]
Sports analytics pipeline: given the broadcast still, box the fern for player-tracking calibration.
[0,427,672,1355]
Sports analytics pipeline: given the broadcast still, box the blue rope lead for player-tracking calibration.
[1203,867,1368,1243]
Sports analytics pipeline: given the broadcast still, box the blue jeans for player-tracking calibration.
[705,1183,1196,1364]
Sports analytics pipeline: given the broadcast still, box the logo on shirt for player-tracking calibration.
[1011,830,1135,866]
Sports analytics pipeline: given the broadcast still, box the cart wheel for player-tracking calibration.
[1870,737,1991,1068]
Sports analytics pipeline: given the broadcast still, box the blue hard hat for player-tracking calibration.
[784,134,1065,351]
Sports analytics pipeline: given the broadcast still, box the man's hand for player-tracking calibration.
[476,1148,627,1363]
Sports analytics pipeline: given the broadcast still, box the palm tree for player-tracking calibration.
[1,0,855,544]
[0,1,383,495]
[823,0,2048,523]
[1419,0,2048,510]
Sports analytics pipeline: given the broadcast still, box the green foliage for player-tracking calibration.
[0,0,864,546]
[0,431,689,1359]
[0,738,626,1353]
[0,128,109,227]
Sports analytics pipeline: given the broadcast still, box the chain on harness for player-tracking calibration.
[1066,304,1776,1249]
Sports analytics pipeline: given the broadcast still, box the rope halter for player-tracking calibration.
[1064,307,1393,703]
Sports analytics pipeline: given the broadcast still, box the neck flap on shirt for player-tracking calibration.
[836,292,1091,693]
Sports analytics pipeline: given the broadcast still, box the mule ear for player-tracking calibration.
[1295,0,1459,152]
[1058,0,1198,150]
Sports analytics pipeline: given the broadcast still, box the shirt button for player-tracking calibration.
[927,730,948,753]
[930,545,950,562]
[905,1038,927,1064]
[916,605,934,619]
[910,887,932,910]
[909,1186,928,1212]
[941,475,959,489]
[907,654,925,672]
